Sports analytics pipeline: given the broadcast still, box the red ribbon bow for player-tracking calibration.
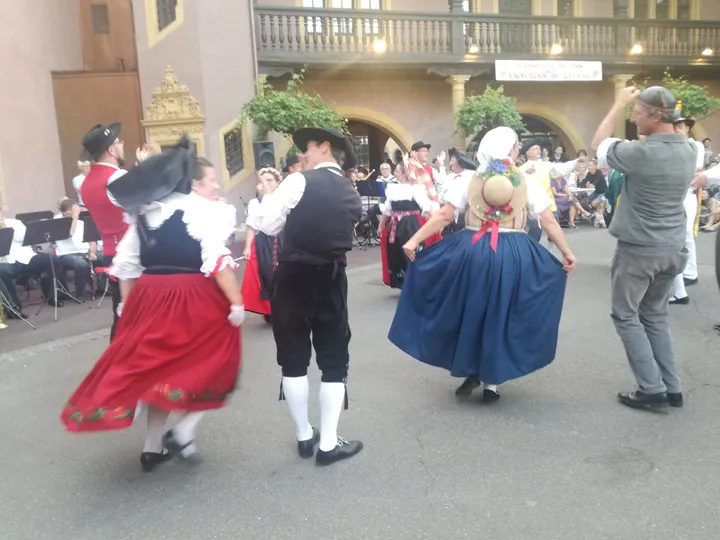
[472,205,514,252]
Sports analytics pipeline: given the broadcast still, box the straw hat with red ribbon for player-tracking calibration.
[467,158,527,252]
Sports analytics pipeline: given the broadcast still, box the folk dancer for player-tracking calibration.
[79,123,128,340]
[241,167,283,322]
[520,140,588,241]
[378,160,433,289]
[283,153,303,176]
[439,148,477,236]
[256,127,364,466]
[670,108,705,305]
[388,127,576,402]
[592,85,696,412]
[60,136,244,471]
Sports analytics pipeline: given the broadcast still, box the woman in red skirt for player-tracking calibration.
[241,167,282,322]
[379,161,441,288]
[60,137,244,472]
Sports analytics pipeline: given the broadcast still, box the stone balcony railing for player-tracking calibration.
[255,7,720,68]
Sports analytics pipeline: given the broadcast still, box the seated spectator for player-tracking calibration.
[565,161,588,188]
[551,174,592,228]
[0,207,68,313]
[580,159,609,227]
[55,198,97,300]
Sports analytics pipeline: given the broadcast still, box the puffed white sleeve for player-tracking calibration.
[184,198,239,277]
[412,184,433,214]
[694,140,705,172]
[379,185,394,216]
[245,198,262,231]
[526,176,553,216]
[442,175,470,211]
[108,222,143,280]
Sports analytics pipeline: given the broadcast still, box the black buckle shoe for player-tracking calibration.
[140,449,173,472]
[455,376,481,397]
[669,296,690,305]
[684,277,698,286]
[617,391,669,412]
[162,430,196,460]
[668,392,683,408]
[298,427,320,459]
[483,388,501,403]
[316,437,363,467]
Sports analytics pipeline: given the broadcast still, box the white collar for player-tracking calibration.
[95,161,119,170]
[314,162,342,171]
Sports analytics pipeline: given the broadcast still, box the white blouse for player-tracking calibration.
[110,192,238,280]
[246,197,262,231]
[380,183,432,216]
[443,172,553,218]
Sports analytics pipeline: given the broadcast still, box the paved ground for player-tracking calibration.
[2,226,720,540]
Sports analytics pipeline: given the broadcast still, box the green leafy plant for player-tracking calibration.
[629,70,720,119]
[455,85,525,139]
[240,69,348,140]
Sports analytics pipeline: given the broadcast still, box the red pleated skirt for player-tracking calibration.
[61,274,241,433]
[241,240,271,316]
[380,215,441,286]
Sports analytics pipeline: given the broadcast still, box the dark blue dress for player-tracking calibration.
[388,229,567,385]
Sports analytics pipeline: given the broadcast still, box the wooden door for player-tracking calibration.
[52,72,144,198]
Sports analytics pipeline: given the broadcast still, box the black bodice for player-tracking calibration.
[390,200,421,212]
[139,210,203,274]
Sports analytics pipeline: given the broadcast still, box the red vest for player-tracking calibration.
[80,164,128,257]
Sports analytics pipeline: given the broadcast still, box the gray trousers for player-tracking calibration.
[610,241,688,394]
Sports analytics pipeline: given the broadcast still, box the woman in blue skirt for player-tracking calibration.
[388,127,577,403]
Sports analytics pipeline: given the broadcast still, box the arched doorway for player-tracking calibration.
[345,120,404,179]
[467,115,566,157]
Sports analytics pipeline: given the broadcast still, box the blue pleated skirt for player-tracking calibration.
[388,229,567,385]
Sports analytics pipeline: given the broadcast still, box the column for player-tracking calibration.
[447,75,471,150]
[611,74,634,139]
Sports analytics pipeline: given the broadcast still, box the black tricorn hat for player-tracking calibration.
[673,116,696,129]
[412,141,431,152]
[82,123,122,160]
[107,134,196,214]
[282,154,300,173]
[449,148,477,171]
[292,127,357,170]
[520,137,550,156]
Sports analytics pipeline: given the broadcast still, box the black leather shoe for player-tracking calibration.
[669,296,690,305]
[483,389,501,403]
[298,427,320,459]
[618,391,669,412]
[162,430,196,459]
[684,277,698,286]
[316,437,363,466]
[455,376,481,397]
[668,392,683,408]
[140,450,173,472]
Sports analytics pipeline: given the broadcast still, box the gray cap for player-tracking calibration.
[637,86,679,123]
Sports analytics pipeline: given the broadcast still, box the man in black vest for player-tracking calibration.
[257,127,363,466]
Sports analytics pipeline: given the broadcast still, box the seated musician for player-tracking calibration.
[55,198,97,300]
[0,207,67,315]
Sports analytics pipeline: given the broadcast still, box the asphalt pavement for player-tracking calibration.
[2,227,720,540]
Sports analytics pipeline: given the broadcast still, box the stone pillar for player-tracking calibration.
[611,74,634,139]
[447,75,471,150]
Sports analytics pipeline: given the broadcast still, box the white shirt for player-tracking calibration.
[110,192,237,280]
[53,214,88,257]
[93,162,127,207]
[245,198,262,231]
[439,168,475,203]
[380,183,432,216]
[72,174,86,205]
[257,162,345,237]
[2,218,36,265]
[443,172,553,219]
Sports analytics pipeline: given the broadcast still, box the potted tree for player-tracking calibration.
[456,85,525,155]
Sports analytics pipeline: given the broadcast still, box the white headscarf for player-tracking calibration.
[476,127,518,171]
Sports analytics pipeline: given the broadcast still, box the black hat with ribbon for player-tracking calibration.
[107,134,196,213]
[82,123,122,160]
[411,141,431,152]
[292,127,357,170]
[282,154,300,173]
[449,148,477,171]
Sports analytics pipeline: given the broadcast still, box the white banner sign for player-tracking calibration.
[495,60,603,82]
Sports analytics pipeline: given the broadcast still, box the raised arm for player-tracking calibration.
[257,172,306,236]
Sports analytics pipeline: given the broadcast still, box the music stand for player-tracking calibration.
[0,228,36,329]
[82,216,107,305]
[15,211,54,225]
[23,217,82,321]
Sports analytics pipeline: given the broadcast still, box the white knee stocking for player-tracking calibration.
[319,382,346,452]
[282,376,313,441]
[673,273,688,300]
[143,406,170,453]
[173,411,205,457]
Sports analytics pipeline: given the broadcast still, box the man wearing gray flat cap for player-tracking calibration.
[591,85,703,413]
